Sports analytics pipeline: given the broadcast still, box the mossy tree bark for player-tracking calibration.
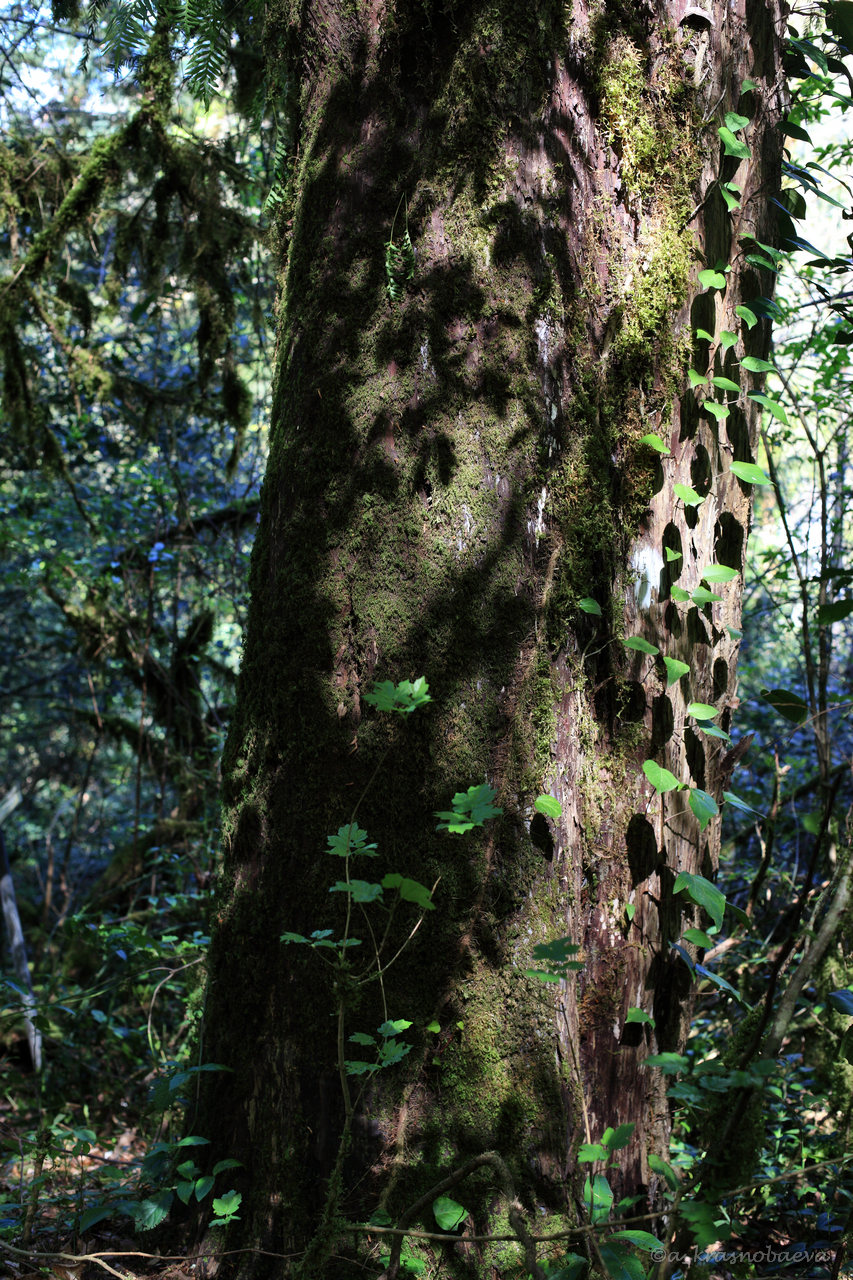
[200,0,786,1274]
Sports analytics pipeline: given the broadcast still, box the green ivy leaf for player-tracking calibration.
[703,401,730,421]
[736,304,758,328]
[625,1007,655,1025]
[382,874,435,909]
[623,636,659,655]
[665,547,682,562]
[691,586,722,604]
[433,1196,468,1231]
[720,185,741,212]
[782,121,812,142]
[730,460,773,485]
[683,928,715,948]
[663,656,689,686]
[695,963,743,1002]
[674,871,725,929]
[688,369,707,387]
[748,392,788,424]
[711,376,741,393]
[724,111,750,132]
[718,126,751,159]
[722,790,761,816]
[698,723,732,743]
[698,269,727,289]
[611,1230,665,1252]
[687,701,717,720]
[579,596,602,616]
[670,585,691,602]
[642,760,681,793]
[741,356,774,372]
[689,788,719,830]
[673,483,705,506]
[644,1052,689,1074]
[719,330,738,349]
[745,253,777,271]
[702,565,738,583]
[640,432,670,454]
[583,1173,614,1224]
[649,1153,679,1190]
[534,794,562,819]
[694,327,714,341]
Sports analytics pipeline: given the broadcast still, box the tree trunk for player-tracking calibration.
[200,0,786,1273]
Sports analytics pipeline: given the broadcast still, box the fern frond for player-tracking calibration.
[385,197,414,304]
[102,0,156,71]
[183,0,228,106]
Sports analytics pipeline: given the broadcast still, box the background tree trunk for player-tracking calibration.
[200,0,786,1272]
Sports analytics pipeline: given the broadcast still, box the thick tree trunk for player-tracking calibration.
[200,1,786,1274]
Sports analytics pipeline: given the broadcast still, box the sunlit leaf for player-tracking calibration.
[748,392,788,424]
[642,760,681,793]
[663,656,689,686]
[534,794,562,819]
[718,127,751,159]
[730,460,773,486]
[702,565,738,583]
[674,483,705,506]
[736,304,758,328]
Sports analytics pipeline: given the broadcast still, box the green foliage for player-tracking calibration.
[384,197,415,304]
[435,783,502,833]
